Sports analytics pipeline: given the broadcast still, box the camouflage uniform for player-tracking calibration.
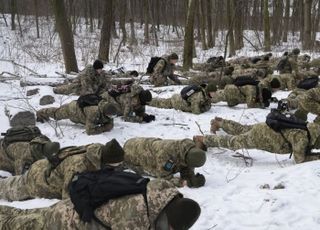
[149,88,211,114]
[100,84,147,123]
[260,74,296,90]
[211,84,266,108]
[37,100,113,135]
[0,136,52,175]
[0,144,106,201]
[150,56,178,87]
[53,65,110,96]
[285,88,307,109]
[123,137,200,187]
[296,87,320,121]
[203,119,320,163]
[0,179,180,230]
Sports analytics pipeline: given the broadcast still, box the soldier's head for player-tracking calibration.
[93,60,104,74]
[224,66,234,75]
[129,70,139,77]
[30,139,60,160]
[283,51,289,56]
[185,147,206,168]
[206,82,218,98]
[302,54,311,63]
[169,52,179,65]
[101,139,125,166]
[139,90,152,105]
[270,78,281,92]
[292,48,300,56]
[158,196,201,230]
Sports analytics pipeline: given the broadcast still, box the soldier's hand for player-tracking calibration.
[181,180,188,187]
[187,173,206,188]
[143,114,156,123]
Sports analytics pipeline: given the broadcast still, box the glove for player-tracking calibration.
[186,173,206,188]
[270,97,278,103]
[143,114,155,123]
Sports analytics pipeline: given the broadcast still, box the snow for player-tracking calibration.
[1,14,320,230]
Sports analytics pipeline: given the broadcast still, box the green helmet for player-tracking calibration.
[292,48,300,55]
[185,147,206,167]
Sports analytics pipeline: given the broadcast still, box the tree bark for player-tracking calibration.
[119,0,127,45]
[51,0,78,73]
[206,0,214,48]
[129,0,138,46]
[183,0,196,70]
[283,0,290,42]
[263,0,271,51]
[303,0,312,49]
[227,0,235,56]
[10,0,16,30]
[143,0,150,44]
[199,0,208,50]
[98,0,113,62]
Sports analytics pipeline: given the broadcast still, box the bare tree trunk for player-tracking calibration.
[303,0,312,49]
[312,0,320,42]
[263,0,271,51]
[183,0,196,70]
[51,0,78,73]
[89,0,94,33]
[143,0,150,44]
[300,1,305,42]
[199,0,208,50]
[10,0,16,30]
[34,0,40,38]
[149,0,159,46]
[111,1,118,38]
[98,0,113,62]
[234,0,244,50]
[119,0,127,45]
[129,0,138,46]
[283,0,290,42]
[206,0,214,48]
[227,0,235,56]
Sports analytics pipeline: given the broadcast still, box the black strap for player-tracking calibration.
[93,215,111,230]
[142,188,150,218]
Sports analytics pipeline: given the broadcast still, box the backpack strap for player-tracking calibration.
[142,186,150,218]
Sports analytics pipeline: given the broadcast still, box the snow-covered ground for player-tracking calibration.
[1,15,320,230]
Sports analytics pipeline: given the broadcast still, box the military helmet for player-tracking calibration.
[102,139,125,164]
[185,147,206,167]
[93,60,104,70]
[169,52,179,60]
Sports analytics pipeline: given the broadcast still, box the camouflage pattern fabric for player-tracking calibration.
[149,89,211,114]
[53,65,111,96]
[123,137,197,187]
[100,84,147,123]
[211,85,264,108]
[37,100,113,135]
[297,87,320,121]
[203,119,320,163]
[0,144,105,200]
[0,179,180,230]
[150,56,176,87]
[0,136,52,175]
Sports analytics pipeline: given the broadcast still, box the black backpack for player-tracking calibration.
[233,76,259,87]
[266,109,308,132]
[1,126,42,148]
[146,57,166,74]
[77,94,102,109]
[297,76,319,90]
[69,167,150,223]
[180,85,202,101]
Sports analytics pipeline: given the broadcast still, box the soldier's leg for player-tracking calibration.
[37,103,72,122]
[0,205,45,229]
[148,98,173,109]
[211,90,226,103]
[210,118,253,135]
[0,175,30,201]
[53,84,74,95]
[298,95,320,116]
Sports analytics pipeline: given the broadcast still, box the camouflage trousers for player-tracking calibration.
[150,75,168,87]
[149,98,173,109]
[298,94,320,120]
[53,82,80,95]
[0,160,57,201]
[286,89,306,109]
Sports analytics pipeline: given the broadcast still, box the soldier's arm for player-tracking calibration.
[190,93,204,114]
[245,86,261,108]
[80,74,95,95]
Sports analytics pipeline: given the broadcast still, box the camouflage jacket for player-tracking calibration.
[64,100,113,135]
[22,144,104,199]
[152,55,175,78]
[123,137,197,186]
[78,65,110,96]
[100,84,147,122]
[170,89,211,114]
[0,136,51,175]
[0,179,180,230]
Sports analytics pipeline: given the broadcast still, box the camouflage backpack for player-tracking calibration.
[146,57,166,74]
[1,126,42,148]
[48,146,88,168]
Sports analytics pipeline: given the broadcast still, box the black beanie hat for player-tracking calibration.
[169,52,179,60]
[93,60,104,70]
[139,90,152,105]
[129,70,139,77]
[165,197,201,230]
[101,139,125,164]
[270,78,281,89]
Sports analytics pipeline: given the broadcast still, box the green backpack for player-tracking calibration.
[1,126,42,148]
